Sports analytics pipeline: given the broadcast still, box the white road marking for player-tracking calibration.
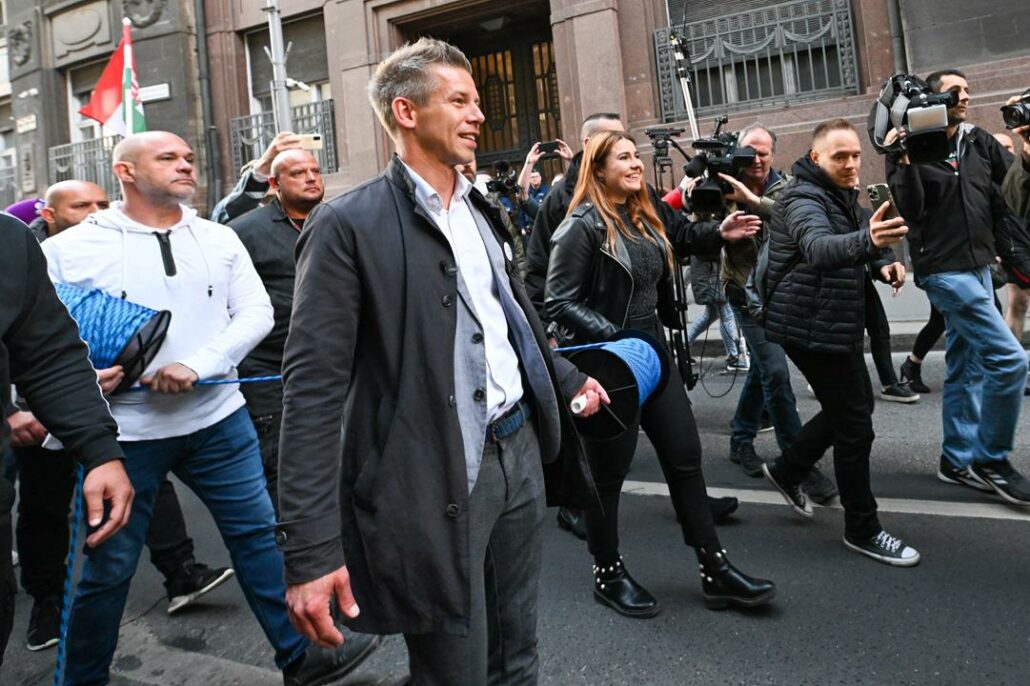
[110,620,280,685]
[622,480,1030,522]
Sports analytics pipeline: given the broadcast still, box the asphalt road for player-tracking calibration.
[5,350,1030,686]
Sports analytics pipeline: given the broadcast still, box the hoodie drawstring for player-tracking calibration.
[186,224,214,297]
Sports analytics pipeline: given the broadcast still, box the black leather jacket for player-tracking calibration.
[544,202,680,344]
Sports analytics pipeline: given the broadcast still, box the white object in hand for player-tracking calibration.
[571,394,588,415]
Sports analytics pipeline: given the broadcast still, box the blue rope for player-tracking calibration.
[122,374,283,392]
[54,284,164,370]
[54,464,85,686]
[557,338,662,405]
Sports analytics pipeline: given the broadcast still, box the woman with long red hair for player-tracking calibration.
[545,131,775,616]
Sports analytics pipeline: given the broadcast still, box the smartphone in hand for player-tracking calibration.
[867,183,899,219]
[538,140,561,156]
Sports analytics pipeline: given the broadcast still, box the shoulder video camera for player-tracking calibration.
[868,73,959,164]
[1001,88,1030,130]
[682,117,756,215]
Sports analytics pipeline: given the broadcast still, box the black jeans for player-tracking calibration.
[912,304,946,361]
[250,411,282,518]
[776,346,880,540]
[13,445,196,600]
[583,334,719,562]
[864,279,898,387]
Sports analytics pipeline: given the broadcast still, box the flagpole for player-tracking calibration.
[123,18,133,135]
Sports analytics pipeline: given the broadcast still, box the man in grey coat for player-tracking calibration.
[277,38,607,685]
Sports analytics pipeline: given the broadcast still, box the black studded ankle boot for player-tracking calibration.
[592,557,661,618]
[696,547,776,611]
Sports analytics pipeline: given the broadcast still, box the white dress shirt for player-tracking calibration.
[401,161,523,421]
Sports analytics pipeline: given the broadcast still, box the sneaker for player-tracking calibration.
[843,530,920,567]
[761,462,813,518]
[880,382,920,404]
[709,495,739,523]
[729,442,765,477]
[26,596,62,652]
[937,455,992,492]
[802,466,838,505]
[283,632,382,686]
[726,355,750,372]
[11,549,17,567]
[166,564,236,614]
[899,358,931,394]
[967,459,1030,505]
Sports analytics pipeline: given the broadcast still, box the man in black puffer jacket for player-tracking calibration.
[761,118,922,568]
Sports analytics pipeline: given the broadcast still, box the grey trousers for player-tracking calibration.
[404,420,546,686]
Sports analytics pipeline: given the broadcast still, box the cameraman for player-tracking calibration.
[886,69,1030,503]
[1002,97,1030,350]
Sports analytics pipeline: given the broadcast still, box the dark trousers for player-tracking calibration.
[777,346,880,539]
[404,417,546,686]
[13,445,195,601]
[0,471,15,667]
[249,411,282,519]
[584,352,719,562]
[864,279,898,387]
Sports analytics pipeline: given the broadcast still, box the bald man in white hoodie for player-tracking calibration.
[42,132,379,686]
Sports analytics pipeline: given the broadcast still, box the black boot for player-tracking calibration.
[592,557,660,618]
[697,547,775,611]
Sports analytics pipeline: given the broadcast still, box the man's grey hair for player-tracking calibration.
[740,123,777,151]
[580,112,623,142]
[368,37,472,133]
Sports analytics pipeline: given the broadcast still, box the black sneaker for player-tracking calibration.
[166,563,236,614]
[899,358,931,394]
[802,466,838,505]
[968,459,1030,505]
[729,441,765,477]
[762,463,813,518]
[26,595,62,652]
[880,383,920,404]
[843,530,920,567]
[556,507,587,540]
[937,455,992,493]
[283,632,382,686]
[726,355,750,372]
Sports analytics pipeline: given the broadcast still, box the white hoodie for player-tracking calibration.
[41,202,274,441]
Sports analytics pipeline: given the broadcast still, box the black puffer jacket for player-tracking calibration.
[886,123,1013,276]
[765,156,894,354]
[544,202,680,344]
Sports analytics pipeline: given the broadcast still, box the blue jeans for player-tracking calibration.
[687,302,740,358]
[730,306,802,451]
[64,407,307,685]
[918,267,1028,467]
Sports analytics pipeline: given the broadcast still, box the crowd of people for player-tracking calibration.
[1,36,1029,685]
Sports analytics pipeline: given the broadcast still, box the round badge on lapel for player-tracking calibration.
[503,242,513,262]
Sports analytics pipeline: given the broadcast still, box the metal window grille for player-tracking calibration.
[655,0,860,123]
[47,135,122,199]
[229,99,338,175]
[0,163,17,208]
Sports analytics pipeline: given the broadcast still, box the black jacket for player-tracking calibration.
[0,215,123,469]
[886,124,1014,276]
[276,157,593,635]
[228,198,299,415]
[765,156,894,354]
[526,152,723,320]
[545,203,680,343]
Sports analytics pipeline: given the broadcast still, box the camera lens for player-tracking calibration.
[1002,103,1030,129]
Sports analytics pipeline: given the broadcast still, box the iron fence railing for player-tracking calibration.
[47,136,122,198]
[0,163,17,208]
[654,0,860,122]
[229,100,338,175]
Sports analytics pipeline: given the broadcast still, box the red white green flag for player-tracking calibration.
[79,18,147,136]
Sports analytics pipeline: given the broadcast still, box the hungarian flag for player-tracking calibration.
[79,18,146,136]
